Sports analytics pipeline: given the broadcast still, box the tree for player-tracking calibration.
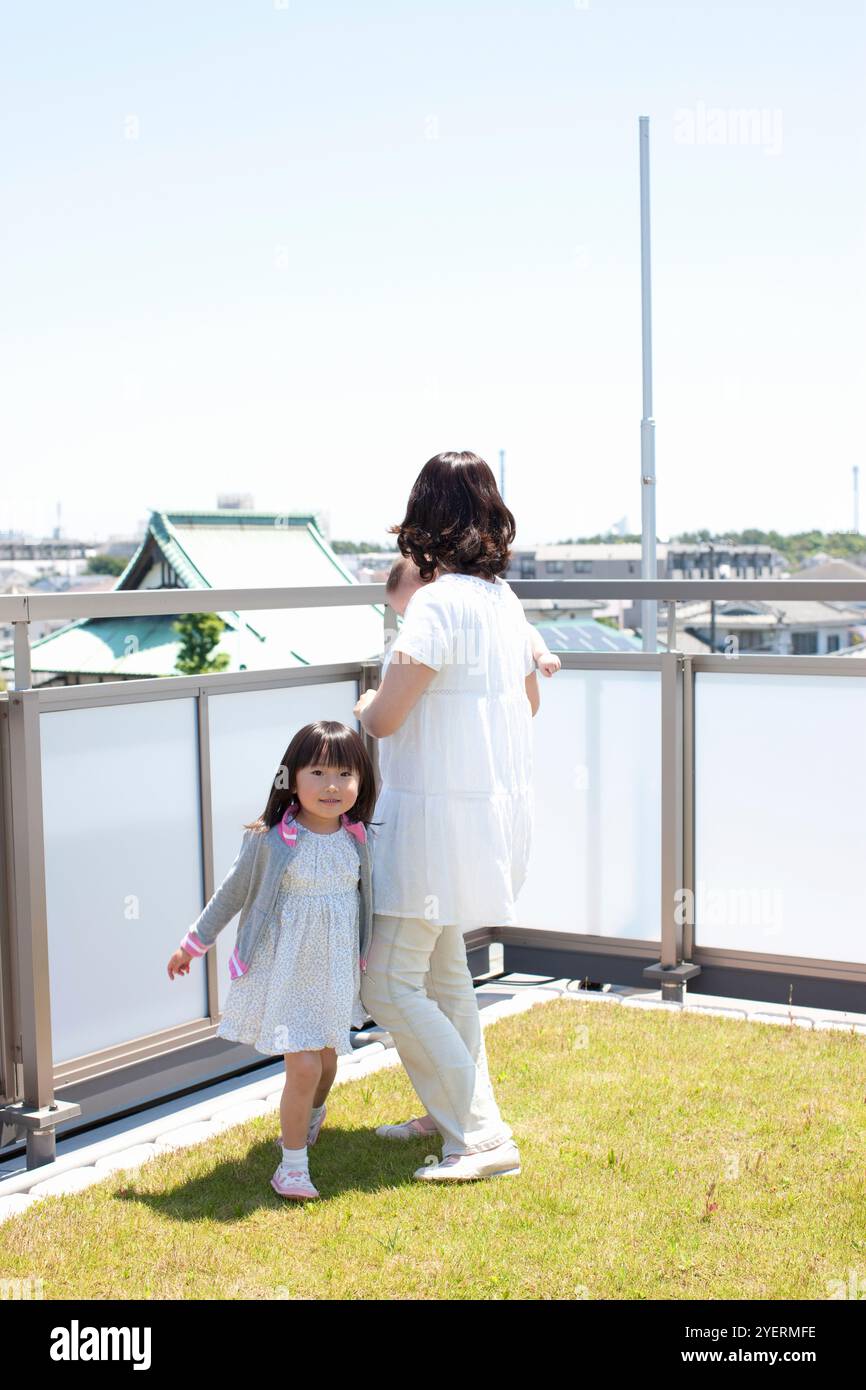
[331,539,400,554]
[87,554,128,576]
[172,613,231,675]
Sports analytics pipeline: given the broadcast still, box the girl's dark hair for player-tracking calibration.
[244,720,379,834]
[388,451,516,583]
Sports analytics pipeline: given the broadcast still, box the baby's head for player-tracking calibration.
[385,555,435,616]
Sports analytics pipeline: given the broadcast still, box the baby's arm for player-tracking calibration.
[525,620,561,677]
[167,829,256,979]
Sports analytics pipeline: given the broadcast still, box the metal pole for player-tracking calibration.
[499,448,506,503]
[639,116,658,653]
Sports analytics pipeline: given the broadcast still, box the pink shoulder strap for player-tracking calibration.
[278,803,366,846]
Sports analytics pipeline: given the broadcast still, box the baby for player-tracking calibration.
[384,556,561,677]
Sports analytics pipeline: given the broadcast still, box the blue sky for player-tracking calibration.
[2,0,864,549]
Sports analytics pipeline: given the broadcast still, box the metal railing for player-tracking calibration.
[1,577,865,1171]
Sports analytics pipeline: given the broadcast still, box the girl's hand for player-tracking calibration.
[537,652,561,677]
[354,688,377,719]
[167,947,192,980]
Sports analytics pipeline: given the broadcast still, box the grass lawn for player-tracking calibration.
[2,995,866,1300]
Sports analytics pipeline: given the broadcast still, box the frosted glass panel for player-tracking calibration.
[207,680,360,1007]
[515,669,661,939]
[695,672,866,961]
[40,699,206,1063]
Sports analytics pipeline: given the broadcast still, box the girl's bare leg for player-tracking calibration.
[279,1050,323,1148]
[313,1046,338,1108]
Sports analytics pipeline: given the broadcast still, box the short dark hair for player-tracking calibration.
[388,451,515,583]
[244,720,379,833]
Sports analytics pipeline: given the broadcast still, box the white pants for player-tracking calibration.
[359,913,514,1157]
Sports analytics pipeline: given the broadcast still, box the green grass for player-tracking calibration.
[2,996,866,1299]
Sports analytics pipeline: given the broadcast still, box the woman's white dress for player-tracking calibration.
[217,821,367,1057]
[371,572,535,927]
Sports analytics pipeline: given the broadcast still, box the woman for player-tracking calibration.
[354,451,539,1182]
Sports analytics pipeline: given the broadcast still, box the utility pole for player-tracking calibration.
[639,116,657,652]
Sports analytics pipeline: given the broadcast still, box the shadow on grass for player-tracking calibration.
[113,1124,448,1219]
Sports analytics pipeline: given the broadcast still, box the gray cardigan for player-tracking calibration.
[179,811,373,981]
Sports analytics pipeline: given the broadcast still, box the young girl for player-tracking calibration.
[166,720,377,1202]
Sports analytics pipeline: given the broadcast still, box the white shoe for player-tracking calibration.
[413,1139,521,1182]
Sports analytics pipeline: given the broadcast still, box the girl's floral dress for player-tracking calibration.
[217,821,367,1056]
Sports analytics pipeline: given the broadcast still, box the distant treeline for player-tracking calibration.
[331,540,401,554]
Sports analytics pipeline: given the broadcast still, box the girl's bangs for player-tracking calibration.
[303,731,364,778]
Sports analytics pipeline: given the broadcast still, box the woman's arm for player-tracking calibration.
[525,669,540,717]
[356,653,438,738]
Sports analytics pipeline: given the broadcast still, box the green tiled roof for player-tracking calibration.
[1,509,386,679]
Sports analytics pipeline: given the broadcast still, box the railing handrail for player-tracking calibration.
[2,577,866,624]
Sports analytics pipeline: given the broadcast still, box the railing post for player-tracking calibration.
[644,647,700,1002]
[666,598,678,653]
[196,688,221,1022]
[12,618,32,691]
[1,689,80,1165]
[356,601,396,791]
[359,662,383,793]
[383,599,397,661]
[682,654,695,961]
[660,651,683,975]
